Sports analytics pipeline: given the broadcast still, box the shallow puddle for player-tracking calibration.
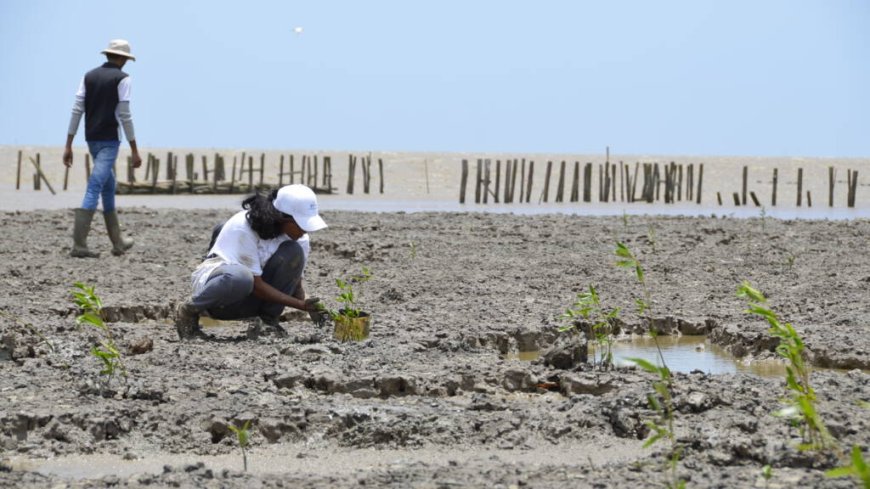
[507,335,789,377]
[607,335,786,377]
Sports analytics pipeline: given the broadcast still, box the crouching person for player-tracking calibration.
[175,184,326,340]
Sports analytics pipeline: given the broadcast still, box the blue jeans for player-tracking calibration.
[82,140,121,212]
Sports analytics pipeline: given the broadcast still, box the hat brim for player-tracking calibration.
[101,49,136,61]
[297,214,327,233]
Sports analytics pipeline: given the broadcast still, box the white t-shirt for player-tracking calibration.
[190,210,310,295]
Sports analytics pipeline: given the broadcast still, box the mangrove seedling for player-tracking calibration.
[71,282,126,381]
[560,285,620,369]
[227,420,251,472]
[628,356,683,489]
[327,266,373,341]
[616,242,683,487]
[331,266,372,319]
[736,281,835,451]
[615,242,669,374]
[761,464,773,489]
[826,444,870,489]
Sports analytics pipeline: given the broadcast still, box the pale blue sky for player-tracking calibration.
[1,0,867,157]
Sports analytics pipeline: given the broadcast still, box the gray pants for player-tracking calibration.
[190,240,305,321]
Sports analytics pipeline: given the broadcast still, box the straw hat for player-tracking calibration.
[101,39,136,61]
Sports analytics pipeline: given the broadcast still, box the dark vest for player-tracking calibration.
[83,62,128,141]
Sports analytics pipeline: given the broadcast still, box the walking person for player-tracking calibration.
[63,39,142,258]
[175,184,327,340]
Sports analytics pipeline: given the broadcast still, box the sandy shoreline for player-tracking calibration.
[3,145,869,216]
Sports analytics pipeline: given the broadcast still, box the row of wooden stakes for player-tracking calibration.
[459,159,703,205]
[15,151,384,196]
[460,158,861,208]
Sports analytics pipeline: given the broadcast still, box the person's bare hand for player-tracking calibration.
[63,148,73,168]
[303,297,322,312]
[131,151,142,169]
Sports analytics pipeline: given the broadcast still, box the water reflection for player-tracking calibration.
[609,335,786,377]
[505,335,790,377]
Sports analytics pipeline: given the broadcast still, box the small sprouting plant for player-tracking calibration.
[736,281,835,451]
[761,464,773,489]
[826,445,870,488]
[409,241,417,259]
[760,206,767,232]
[227,420,251,472]
[615,242,668,372]
[616,242,682,488]
[71,282,126,380]
[331,266,372,319]
[785,253,796,271]
[560,285,620,369]
[629,356,683,489]
[647,225,658,254]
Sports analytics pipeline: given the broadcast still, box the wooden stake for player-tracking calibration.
[347,155,356,195]
[377,158,382,194]
[630,162,640,202]
[828,166,835,207]
[16,150,22,190]
[483,159,491,204]
[542,160,552,203]
[494,160,500,203]
[750,191,761,207]
[503,159,512,203]
[555,160,565,203]
[771,168,778,206]
[696,163,703,204]
[797,168,803,207]
[570,162,579,202]
[28,155,56,194]
[64,159,71,191]
[741,166,748,205]
[475,159,481,204]
[259,154,265,188]
[526,161,534,203]
[460,159,468,204]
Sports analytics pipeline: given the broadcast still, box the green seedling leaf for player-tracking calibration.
[736,281,767,303]
[627,357,660,375]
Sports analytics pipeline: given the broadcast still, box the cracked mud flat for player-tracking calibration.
[1,208,868,488]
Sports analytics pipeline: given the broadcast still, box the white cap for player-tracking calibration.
[273,184,327,232]
[101,39,136,61]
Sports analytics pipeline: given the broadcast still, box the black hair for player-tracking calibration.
[241,189,285,240]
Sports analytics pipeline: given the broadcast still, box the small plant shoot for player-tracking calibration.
[736,281,835,451]
[560,285,620,369]
[616,242,682,488]
[333,266,372,319]
[227,420,251,472]
[71,282,126,381]
[826,444,870,489]
[328,267,373,341]
[628,355,683,489]
[615,242,668,374]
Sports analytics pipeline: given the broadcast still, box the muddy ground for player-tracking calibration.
[0,208,868,488]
